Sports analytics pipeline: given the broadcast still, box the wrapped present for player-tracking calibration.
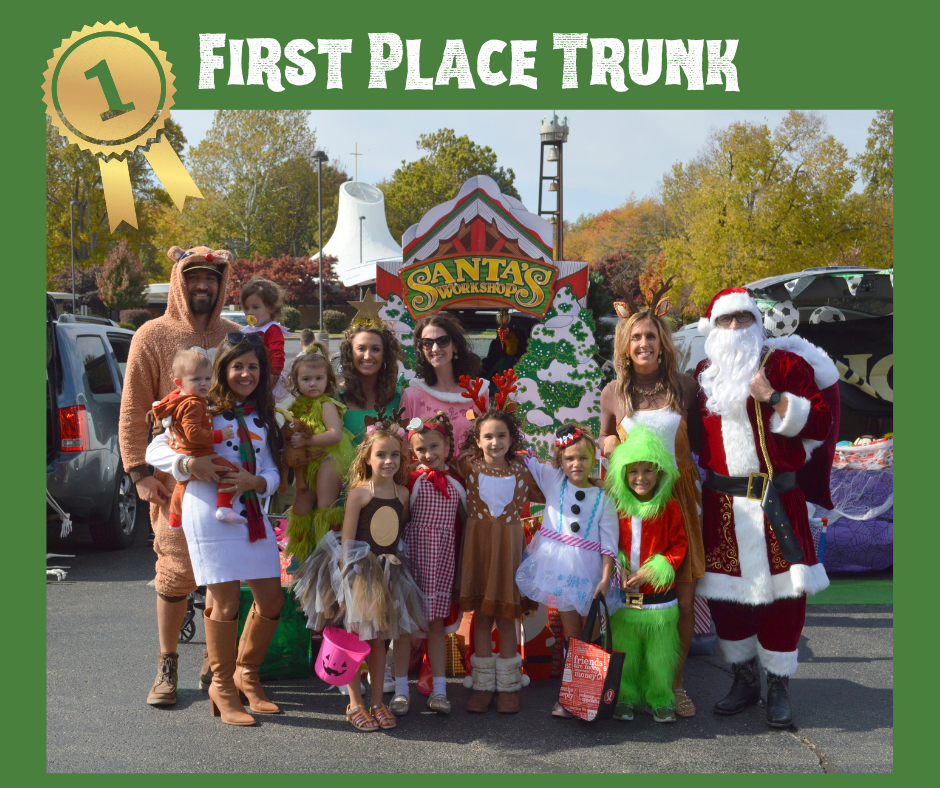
[237,585,311,680]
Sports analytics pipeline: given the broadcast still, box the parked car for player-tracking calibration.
[220,310,248,326]
[46,295,142,549]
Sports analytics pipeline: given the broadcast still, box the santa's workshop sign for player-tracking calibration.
[400,254,557,318]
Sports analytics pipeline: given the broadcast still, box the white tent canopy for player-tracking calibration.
[313,181,402,288]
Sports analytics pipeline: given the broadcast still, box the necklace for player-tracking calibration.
[632,378,664,397]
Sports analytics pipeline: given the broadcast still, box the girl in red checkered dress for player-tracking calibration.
[392,412,467,716]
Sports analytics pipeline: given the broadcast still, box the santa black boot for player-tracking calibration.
[765,672,793,728]
[713,656,761,715]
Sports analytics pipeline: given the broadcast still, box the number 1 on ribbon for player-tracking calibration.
[84,59,136,121]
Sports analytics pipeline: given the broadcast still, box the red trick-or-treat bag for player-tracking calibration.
[558,595,624,722]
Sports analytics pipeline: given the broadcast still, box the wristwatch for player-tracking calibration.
[766,391,782,407]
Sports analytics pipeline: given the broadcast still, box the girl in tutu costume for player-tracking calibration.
[283,343,355,565]
[292,410,427,731]
[515,423,622,718]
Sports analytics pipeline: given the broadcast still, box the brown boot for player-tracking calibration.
[199,649,212,690]
[495,655,523,714]
[146,652,178,706]
[233,604,281,714]
[204,608,256,726]
[465,654,496,713]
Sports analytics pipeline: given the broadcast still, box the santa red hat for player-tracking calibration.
[697,287,762,336]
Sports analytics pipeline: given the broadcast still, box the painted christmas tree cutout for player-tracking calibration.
[514,284,604,460]
[379,293,416,384]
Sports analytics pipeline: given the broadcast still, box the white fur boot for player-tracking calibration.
[464,654,496,713]
[496,654,528,714]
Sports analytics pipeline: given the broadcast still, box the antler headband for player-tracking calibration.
[613,269,676,320]
[364,404,408,437]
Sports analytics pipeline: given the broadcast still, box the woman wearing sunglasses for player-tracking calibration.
[401,310,487,450]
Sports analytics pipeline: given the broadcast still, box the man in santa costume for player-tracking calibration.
[694,287,839,728]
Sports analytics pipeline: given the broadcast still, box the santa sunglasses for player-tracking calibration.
[716,311,756,327]
[417,335,452,350]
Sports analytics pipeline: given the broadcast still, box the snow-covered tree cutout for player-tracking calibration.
[380,294,416,384]
[514,284,604,460]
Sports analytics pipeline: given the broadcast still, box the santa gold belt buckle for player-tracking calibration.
[746,472,768,501]
[626,592,644,609]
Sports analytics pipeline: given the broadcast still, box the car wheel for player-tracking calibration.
[89,470,139,550]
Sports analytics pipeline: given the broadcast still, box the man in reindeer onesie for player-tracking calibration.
[694,287,839,728]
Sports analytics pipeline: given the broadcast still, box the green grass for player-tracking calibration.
[807,570,893,605]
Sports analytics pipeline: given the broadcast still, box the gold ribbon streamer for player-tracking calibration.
[144,137,203,210]
[99,158,138,231]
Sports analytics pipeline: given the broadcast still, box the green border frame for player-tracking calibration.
[16,0,920,779]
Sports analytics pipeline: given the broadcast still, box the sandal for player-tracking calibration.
[371,703,398,729]
[674,687,696,718]
[346,704,379,731]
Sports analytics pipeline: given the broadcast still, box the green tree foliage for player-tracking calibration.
[854,110,893,198]
[661,111,863,308]
[156,111,348,267]
[379,129,519,243]
[184,110,321,256]
[97,239,149,315]
[46,117,187,286]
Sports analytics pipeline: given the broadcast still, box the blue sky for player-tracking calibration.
[172,109,878,222]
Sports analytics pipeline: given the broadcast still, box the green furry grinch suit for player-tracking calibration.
[606,426,688,713]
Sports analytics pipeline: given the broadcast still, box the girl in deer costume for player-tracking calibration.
[598,272,705,718]
[454,371,544,714]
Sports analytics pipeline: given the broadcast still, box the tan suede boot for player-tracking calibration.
[146,652,178,706]
[465,654,496,713]
[198,649,212,690]
[204,609,256,726]
[233,604,281,714]
[496,655,523,714]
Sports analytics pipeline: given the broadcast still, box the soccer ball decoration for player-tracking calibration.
[762,300,800,337]
[809,306,847,324]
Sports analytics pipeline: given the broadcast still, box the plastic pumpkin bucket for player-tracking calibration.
[316,627,372,685]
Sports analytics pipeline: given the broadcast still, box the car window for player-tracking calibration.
[106,333,132,384]
[76,335,118,395]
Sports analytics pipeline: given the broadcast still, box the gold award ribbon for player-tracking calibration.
[42,22,202,231]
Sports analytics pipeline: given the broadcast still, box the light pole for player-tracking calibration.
[313,150,329,341]
[359,215,366,299]
[69,200,78,314]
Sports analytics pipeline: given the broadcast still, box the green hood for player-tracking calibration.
[605,424,679,519]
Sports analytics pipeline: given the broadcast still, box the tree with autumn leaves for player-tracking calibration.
[225,254,356,311]
[567,110,893,315]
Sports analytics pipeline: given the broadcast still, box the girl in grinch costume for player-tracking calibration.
[606,425,688,723]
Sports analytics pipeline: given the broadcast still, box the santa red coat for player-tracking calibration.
[695,345,835,606]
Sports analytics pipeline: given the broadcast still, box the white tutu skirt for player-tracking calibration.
[291,531,427,641]
[515,534,624,616]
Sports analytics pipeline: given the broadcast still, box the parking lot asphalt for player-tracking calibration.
[46,531,892,773]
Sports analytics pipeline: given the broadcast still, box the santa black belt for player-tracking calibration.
[705,470,804,564]
[705,470,797,498]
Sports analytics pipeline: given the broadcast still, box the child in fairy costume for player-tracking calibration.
[283,342,355,565]
[606,425,688,724]
[292,412,426,731]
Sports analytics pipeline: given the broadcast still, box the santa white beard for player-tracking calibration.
[700,322,766,416]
